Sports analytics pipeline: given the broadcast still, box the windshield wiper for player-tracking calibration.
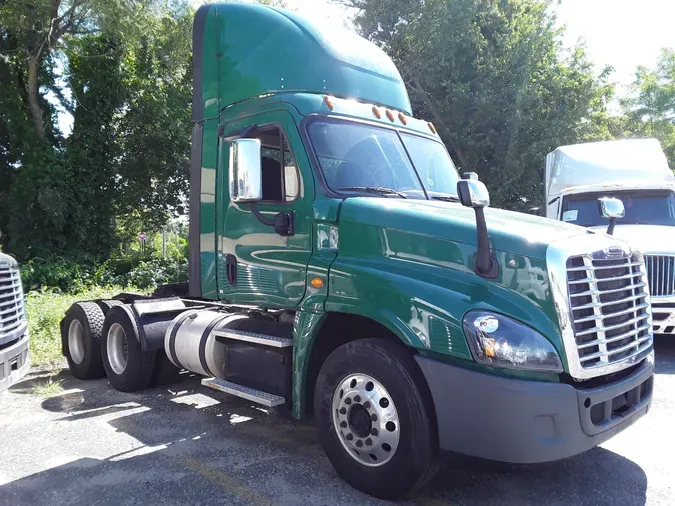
[430,194,460,202]
[338,186,408,199]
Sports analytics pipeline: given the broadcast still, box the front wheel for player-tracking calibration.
[314,339,438,499]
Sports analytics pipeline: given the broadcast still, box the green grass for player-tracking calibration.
[25,286,149,369]
[31,377,65,397]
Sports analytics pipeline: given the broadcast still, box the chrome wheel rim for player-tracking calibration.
[332,373,400,467]
[68,320,85,365]
[107,323,128,375]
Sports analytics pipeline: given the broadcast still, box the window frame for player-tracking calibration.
[300,114,453,200]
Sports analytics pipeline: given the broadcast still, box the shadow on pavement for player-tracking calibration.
[0,368,649,506]
[654,336,675,374]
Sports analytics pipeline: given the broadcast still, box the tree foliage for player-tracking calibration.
[343,0,616,209]
[621,48,675,168]
[0,0,192,259]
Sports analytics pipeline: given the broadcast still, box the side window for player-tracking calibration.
[256,126,299,202]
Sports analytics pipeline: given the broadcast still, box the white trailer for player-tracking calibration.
[545,138,675,335]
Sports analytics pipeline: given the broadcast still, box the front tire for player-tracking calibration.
[314,339,438,499]
[63,302,106,379]
[101,305,156,392]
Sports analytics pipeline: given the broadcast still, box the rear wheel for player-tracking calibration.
[314,339,438,499]
[101,306,156,392]
[63,302,106,379]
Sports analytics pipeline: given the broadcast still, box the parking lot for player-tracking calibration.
[1,339,674,506]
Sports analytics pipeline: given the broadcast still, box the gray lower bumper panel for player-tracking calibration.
[0,331,30,393]
[416,355,653,464]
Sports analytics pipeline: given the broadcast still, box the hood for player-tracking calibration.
[338,197,594,260]
[0,252,18,268]
[589,224,675,255]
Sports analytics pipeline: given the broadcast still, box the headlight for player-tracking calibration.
[463,310,563,372]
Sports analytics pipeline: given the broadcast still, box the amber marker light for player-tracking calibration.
[372,106,382,119]
[398,112,407,125]
[386,109,395,122]
[428,122,437,134]
[310,277,324,289]
[324,96,335,110]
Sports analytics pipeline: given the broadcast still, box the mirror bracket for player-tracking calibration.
[247,204,295,237]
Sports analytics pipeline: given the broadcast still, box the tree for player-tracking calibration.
[622,48,675,169]
[341,0,615,209]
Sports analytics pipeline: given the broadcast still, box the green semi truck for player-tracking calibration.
[60,3,655,498]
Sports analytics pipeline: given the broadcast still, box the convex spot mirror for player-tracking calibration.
[598,197,625,219]
[457,179,490,208]
[230,138,262,202]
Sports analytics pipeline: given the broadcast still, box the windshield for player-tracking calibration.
[562,190,675,227]
[307,120,460,198]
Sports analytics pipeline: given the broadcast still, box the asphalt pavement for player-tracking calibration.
[1,339,674,506]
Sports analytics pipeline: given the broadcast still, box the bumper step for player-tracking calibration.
[213,329,293,348]
[201,377,286,407]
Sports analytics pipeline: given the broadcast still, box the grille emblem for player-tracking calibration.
[602,245,631,259]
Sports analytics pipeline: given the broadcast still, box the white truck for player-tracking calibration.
[545,138,675,336]
[0,252,29,391]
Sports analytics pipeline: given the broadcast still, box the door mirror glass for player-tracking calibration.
[598,197,625,219]
[230,139,262,202]
[457,179,490,208]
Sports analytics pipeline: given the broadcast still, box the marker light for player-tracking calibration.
[386,109,395,122]
[428,122,437,134]
[324,96,335,110]
[463,311,563,372]
[372,106,382,119]
[310,277,324,288]
[398,112,407,125]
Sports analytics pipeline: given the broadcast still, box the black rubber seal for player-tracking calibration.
[198,314,229,377]
[168,311,195,369]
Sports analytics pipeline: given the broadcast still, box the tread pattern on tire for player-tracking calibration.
[63,302,107,379]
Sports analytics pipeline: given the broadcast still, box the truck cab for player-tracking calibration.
[545,139,675,335]
[0,252,29,392]
[60,4,655,499]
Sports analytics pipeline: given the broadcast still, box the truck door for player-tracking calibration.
[216,110,313,308]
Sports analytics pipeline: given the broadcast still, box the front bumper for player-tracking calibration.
[0,330,30,393]
[415,355,653,464]
[652,297,675,335]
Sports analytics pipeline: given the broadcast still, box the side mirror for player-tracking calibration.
[527,207,541,216]
[457,178,497,278]
[597,197,624,235]
[457,179,490,208]
[229,139,262,202]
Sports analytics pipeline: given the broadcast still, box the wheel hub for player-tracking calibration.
[68,320,85,365]
[332,373,400,467]
[107,323,128,375]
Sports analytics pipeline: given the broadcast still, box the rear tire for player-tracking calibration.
[63,302,106,379]
[314,339,438,499]
[101,305,156,392]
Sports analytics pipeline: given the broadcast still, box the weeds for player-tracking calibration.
[31,378,65,397]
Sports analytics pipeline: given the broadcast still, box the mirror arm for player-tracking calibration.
[606,217,616,236]
[473,207,499,278]
[246,203,295,237]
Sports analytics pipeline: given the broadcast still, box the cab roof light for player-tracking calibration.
[428,122,437,134]
[372,106,382,119]
[398,112,407,125]
[386,109,395,122]
[324,96,335,110]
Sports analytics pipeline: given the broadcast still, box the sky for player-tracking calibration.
[56,0,675,135]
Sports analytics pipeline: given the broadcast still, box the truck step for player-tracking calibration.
[201,378,286,407]
[213,328,293,348]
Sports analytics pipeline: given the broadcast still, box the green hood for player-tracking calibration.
[338,197,591,260]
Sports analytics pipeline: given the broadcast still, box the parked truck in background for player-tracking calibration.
[60,4,655,498]
[545,139,675,336]
[0,252,29,392]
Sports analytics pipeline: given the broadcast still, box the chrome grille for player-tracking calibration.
[0,266,26,341]
[644,255,675,296]
[566,254,652,371]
